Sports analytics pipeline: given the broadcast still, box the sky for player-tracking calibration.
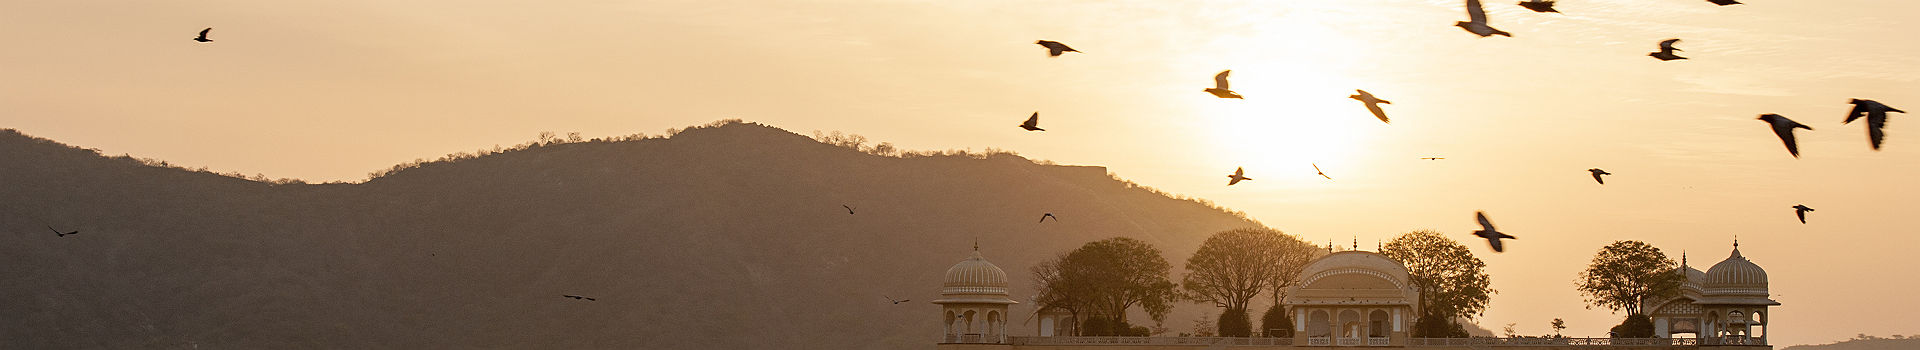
[5,0,1918,346]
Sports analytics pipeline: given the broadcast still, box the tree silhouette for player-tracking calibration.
[1033,237,1178,335]
[1575,240,1681,316]
[1381,230,1494,337]
[1181,227,1314,336]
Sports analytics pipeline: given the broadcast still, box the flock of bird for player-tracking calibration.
[46,1,1898,308]
[1007,0,1902,254]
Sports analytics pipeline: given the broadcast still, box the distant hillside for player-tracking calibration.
[1783,336,1920,350]
[0,120,1266,349]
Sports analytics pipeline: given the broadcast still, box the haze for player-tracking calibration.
[5,0,1918,346]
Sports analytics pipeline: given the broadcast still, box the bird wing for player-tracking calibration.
[1365,103,1390,123]
[1659,39,1680,52]
[1025,112,1039,127]
[1593,171,1605,184]
[1795,210,1806,223]
[1868,112,1887,150]
[1476,211,1495,231]
[1235,167,1244,177]
[1845,102,1869,124]
[1466,0,1488,23]
[1770,121,1802,157]
[1488,237,1505,252]
[1214,70,1232,90]
[48,225,59,234]
[198,28,211,39]
[1229,177,1243,185]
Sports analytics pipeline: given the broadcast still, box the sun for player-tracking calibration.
[1198,64,1380,180]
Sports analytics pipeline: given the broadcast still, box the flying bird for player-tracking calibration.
[1039,213,1058,223]
[1313,164,1332,180]
[1457,0,1512,37]
[1035,40,1079,57]
[1204,70,1243,99]
[1226,167,1252,185]
[1472,211,1517,252]
[885,296,912,304]
[1588,168,1611,185]
[843,205,855,215]
[1650,39,1687,61]
[1020,112,1045,131]
[1349,90,1392,123]
[193,28,213,42]
[1844,99,1904,150]
[48,226,78,237]
[1791,204,1814,224]
[1517,0,1558,13]
[563,295,597,301]
[1706,0,1740,5]
[1758,114,1813,158]
[1421,157,1445,160]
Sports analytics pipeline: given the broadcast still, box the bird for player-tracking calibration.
[1588,168,1611,185]
[1472,211,1517,252]
[1226,167,1252,185]
[1313,164,1332,180]
[1517,0,1558,13]
[1650,39,1687,61]
[1035,40,1079,57]
[1844,99,1904,150]
[193,28,213,42]
[1039,213,1058,223]
[1758,114,1814,158]
[1706,0,1740,5]
[1020,112,1045,131]
[48,226,78,237]
[1457,0,1512,37]
[563,295,597,301]
[1204,70,1243,99]
[885,296,912,304]
[1421,157,1446,160]
[842,205,855,215]
[1791,204,1814,224]
[1349,90,1392,123]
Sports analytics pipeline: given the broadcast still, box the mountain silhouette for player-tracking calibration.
[0,120,1263,349]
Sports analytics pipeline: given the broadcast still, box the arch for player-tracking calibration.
[1368,310,1391,337]
[987,311,1003,337]
[1040,317,1056,336]
[1339,310,1362,338]
[963,310,979,334]
[1308,309,1332,337]
[1302,268,1408,290]
[946,310,959,335]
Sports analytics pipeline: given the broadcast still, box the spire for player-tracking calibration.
[1729,237,1743,259]
[973,238,979,252]
[1327,239,1334,252]
[1352,237,1358,252]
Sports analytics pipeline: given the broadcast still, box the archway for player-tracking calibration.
[1338,310,1362,338]
[1369,310,1390,337]
[1308,310,1331,337]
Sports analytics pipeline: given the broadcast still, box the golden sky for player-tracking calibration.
[5,0,1918,345]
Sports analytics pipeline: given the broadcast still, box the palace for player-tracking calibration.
[935,242,1776,350]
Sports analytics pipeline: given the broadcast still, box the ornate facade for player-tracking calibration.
[1646,242,1779,346]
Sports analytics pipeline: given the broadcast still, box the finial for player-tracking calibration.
[1327,239,1334,252]
[1353,237,1358,251]
[973,238,979,251]
[1733,236,1739,248]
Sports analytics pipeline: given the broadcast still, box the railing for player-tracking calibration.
[1407,337,1713,347]
[941,334,1003,344]
[1369,337,1391,346]
[1337,338,1362,346]
[1309,336,1332,346]
[1702,337,1766,346]
[1007,336,1293,346]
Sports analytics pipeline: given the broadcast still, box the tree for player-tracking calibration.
[1503,323,1519,338]
[1575,241,1682,316]
[1218,308,1252,338]
[1181,228,1316,337]
[1550,318,1567,338]
[1611,314,1654,338]
[1032,237,1179,334]
[1261,305,1293,337]
[1381,230,1495,337]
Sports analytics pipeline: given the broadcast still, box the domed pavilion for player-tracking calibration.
[1646,241,1780,345]
[935,245,1018,344]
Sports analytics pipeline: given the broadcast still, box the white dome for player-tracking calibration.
[942,250,1009,296]
[1697,244,1778,305]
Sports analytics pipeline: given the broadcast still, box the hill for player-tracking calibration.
[0,120,1266,349]
[1783,336,1920,350]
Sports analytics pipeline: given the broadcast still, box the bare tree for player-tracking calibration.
[1181,228,1316,336]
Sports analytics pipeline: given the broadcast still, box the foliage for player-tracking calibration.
[1032,237,1179,330]
[1191,313,1217,337]
[1182,228,1315,320]
[1610,314,1654,338]
[1576,241,1682,316]
[1550,318,1567,338]
[1503,323,1519,338]
[1382,230,1495,323]
[1413,313,1471,338]
[1261,305,1293,337]
[1218,308,1252,337]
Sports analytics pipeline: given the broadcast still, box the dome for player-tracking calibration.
[942,250,1009,296]
[1698,244,1778,305]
